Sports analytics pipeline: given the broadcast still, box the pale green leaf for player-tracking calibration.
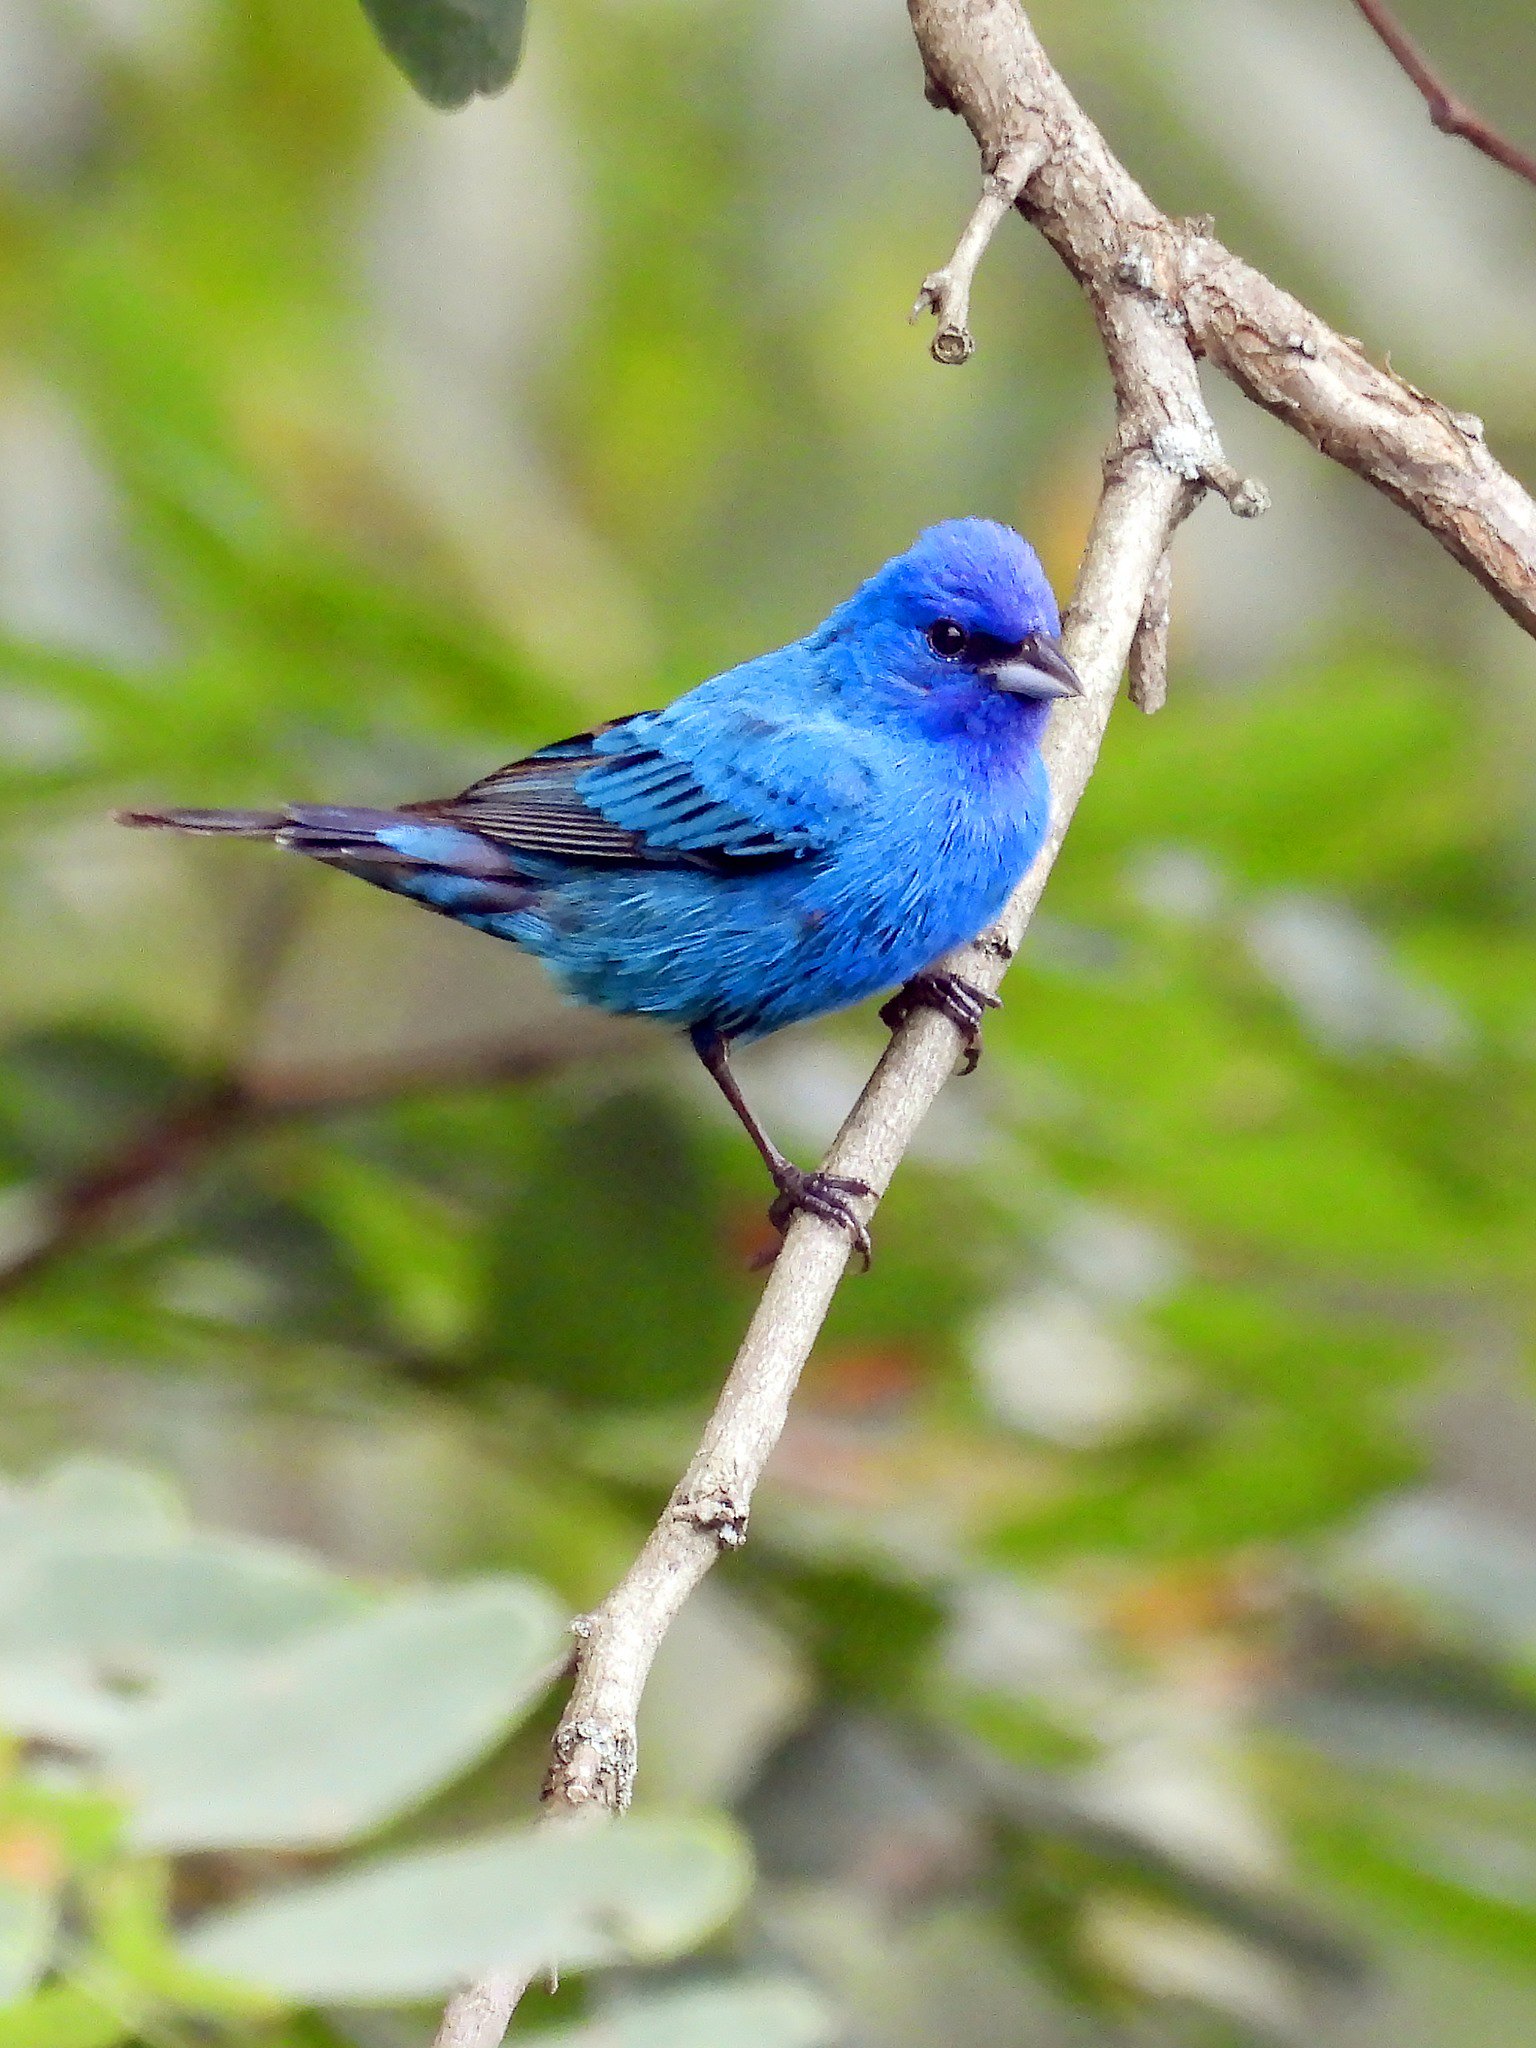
[178,1814,752,2003]
[0,1461,182,1555]
[110,1578,566,1851]
[0,1983,127,2048]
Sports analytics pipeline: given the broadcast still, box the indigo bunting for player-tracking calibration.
[121,518,1077,1255]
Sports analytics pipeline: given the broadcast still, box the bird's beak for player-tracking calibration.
[989,633,1083,700]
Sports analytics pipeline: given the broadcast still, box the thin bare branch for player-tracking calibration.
[434,85,1216,2027]
[430,4,1536,2039]
[1200,461,1271,520]
[432,455,1198,2048]
[1350,0,1536,190]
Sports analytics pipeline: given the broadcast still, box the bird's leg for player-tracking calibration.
[690,1027,873,1265]
[879,970,1001,1076]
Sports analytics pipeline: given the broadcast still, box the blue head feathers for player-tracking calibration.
[818,518,1075,708]
[851,517,1061,640]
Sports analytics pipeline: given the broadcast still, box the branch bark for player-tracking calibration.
[432,5,1536,2041]
[1128,547,1174,714]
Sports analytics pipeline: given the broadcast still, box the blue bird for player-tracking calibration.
[120,518,1077,1256]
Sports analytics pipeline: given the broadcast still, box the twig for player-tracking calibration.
[541,454,1194,1788]
[1200,461,1271,520]
[912,140,1044,362]
[0,1016,636,1298]
[1350,0,1536,190]
[431,4,1536,2039]
[1128,548,1173,713]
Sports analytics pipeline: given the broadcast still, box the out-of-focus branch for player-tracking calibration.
[432,5,1536,2041]
[0,1016,636,1298]
[1351,0,1536,190]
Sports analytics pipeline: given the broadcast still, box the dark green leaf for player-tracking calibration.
[356,0,528,109]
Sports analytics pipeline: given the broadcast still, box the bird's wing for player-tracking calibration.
[403,713,816,873]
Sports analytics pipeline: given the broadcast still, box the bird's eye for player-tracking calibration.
[927,619,969,659]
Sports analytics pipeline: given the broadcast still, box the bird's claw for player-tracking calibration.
[763,1166,874,1269]
[880,971,1000,1075]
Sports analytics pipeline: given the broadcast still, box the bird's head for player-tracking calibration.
[823,518,1080,713]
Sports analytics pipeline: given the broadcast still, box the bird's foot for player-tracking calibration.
[761,1165,874,1269]
[880,971,1000,1075]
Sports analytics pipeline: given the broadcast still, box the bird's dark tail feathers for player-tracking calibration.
[117,804,430,861]
[116,803,535,923]
[117,807,289,838]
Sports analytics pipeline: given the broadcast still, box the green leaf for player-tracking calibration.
[0,1984,128,2048]
[0,1535,356,1673]
[178,1813,752,2003]
[537,1977,837,2048]
[109,1578,566,1851]
[301,1151,480,1354]
[776,1565,946,1706]
[0,1035,193,1180]
[86,1861,280,2021]
[356,0,528,109]
[1298,1794,1536,1974]
[0,1480,359,1748]
[0,1778,121,1869]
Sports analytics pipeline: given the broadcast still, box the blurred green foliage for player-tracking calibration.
[0,0,1535,2042]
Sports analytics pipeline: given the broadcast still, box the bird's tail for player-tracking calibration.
[117,807,289,838]
[117,803,534,922]
[118,803,451,859]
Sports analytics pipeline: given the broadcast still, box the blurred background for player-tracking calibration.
[0,0,1534,2041]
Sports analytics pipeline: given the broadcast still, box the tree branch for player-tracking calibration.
[1350,0,1536,190]
[432,5,1536,2041]
[431,463,1199,2048]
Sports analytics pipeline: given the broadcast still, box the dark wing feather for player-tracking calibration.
[403,715,807,874]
